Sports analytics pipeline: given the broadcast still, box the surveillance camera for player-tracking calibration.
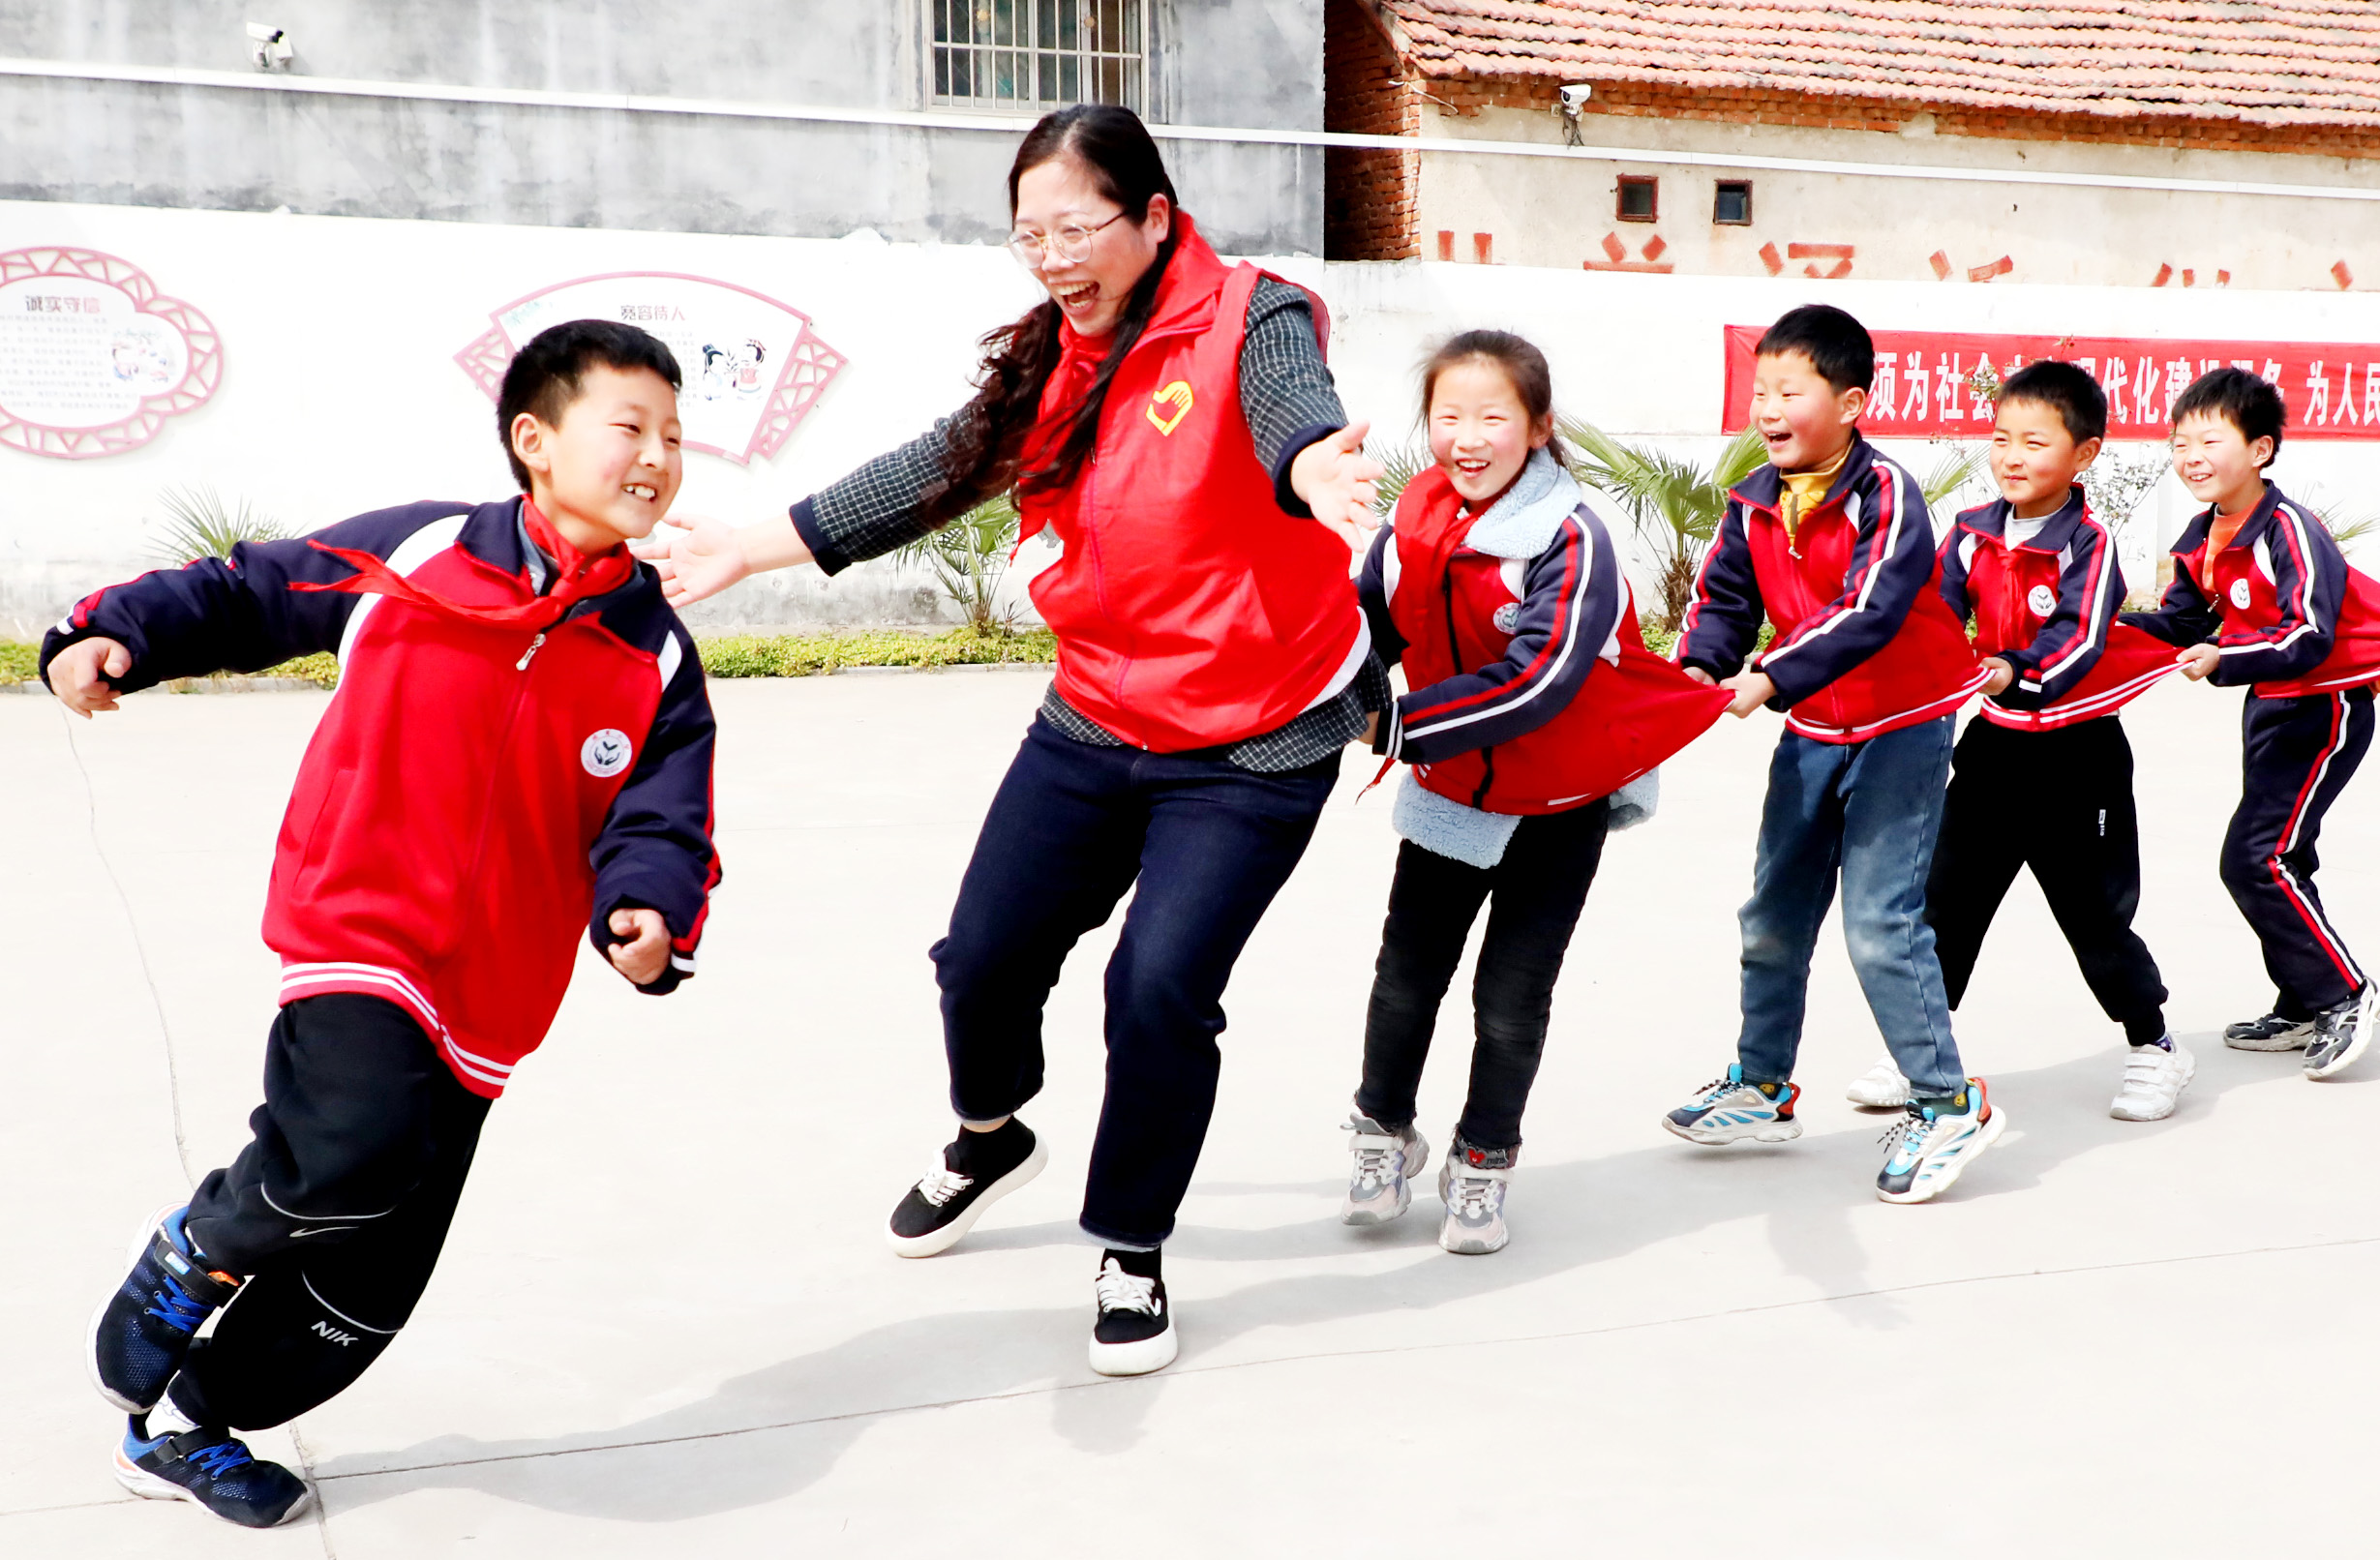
[246,22,293,71]
[1559,83,1593,112]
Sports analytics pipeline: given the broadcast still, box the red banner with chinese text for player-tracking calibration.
[1722,326,2380,440]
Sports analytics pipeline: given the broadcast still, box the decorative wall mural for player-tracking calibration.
[455,273,847,464]
[0,248,223,460]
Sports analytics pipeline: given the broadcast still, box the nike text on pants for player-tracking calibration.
[2221,687,2374,1017]
[174,993,490,1430]
[1734,715,1968,1097]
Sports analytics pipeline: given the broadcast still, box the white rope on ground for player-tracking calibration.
[57,705,194,1188]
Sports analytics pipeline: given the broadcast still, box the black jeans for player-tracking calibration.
[1927,716,2169,1044]
[932,717,1339,1248]
[2221,688,2374,1016]
[1354,800,1610,1152]
[175,993,490,1431]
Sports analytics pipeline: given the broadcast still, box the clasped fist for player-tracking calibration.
[48,637,132,718]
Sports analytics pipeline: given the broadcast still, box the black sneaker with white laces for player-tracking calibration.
[885,1119,1046,1257]
[1089,1249,1177,1377]
[2305,986,2377,1080]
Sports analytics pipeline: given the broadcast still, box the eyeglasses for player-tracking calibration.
[1007,210,1127,268]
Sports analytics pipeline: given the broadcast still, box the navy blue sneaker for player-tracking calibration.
[113,1413,312,1528]
[88,1205,241,1412]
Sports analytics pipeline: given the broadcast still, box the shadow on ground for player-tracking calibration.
[315,1035,2311,1520]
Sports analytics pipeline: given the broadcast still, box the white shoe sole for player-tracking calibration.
[1662,1115,1802,1146]
[87,1202,189,1415]
[885,1137,1049,1258]
[2110,1051,2197,1122]
[113,1446,316,1527]
[1439,1222,1509,1255]
[2306,991,2378,1080]
[2225,1026,2314,1052]
[1088,1320,1178,1377]
[1845,1087,1910,1110]
[1876,1106,2007,1204]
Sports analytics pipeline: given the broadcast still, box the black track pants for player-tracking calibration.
[2220,688,2374,1017]
[1926,716,2169,1044]
[173,993,491,1431]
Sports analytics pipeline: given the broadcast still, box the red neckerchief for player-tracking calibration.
[291,498,633,628]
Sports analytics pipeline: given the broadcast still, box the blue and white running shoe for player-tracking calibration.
[1662,1065,1803,1145]
[1876,1078,2006,1204]
[88,1205,241,1413]
[114,1413,312,1528]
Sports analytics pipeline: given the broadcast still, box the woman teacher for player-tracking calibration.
[642,105,1381,1376]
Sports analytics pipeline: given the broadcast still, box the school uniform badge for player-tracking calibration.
[2230,579,2253,609]
[2027,584,2057,616]
[582,728,633,778]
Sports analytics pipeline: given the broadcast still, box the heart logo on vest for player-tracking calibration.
[1146,380,1193,436]
[1492,601,1521,634]
[2027,584,2057,616]
[2230,578,2253,610]
[581,728,633,778]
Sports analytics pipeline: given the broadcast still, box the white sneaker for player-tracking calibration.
[1845,1056,1911,1109]
[1341,1114,1429,1226]
[1435,1144,1514,1255]
[2110,1040,2195,1121]
[1876,1079,2005,1204]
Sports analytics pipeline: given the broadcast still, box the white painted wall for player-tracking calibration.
[1419,103,2380,293]
[6,196,2378,639]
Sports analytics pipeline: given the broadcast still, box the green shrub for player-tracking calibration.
[0,643,36,683]
[698,626,1058,678]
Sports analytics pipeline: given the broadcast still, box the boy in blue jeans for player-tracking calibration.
[1666,304,2005,1203]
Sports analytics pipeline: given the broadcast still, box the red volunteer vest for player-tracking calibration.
[1017,216,1362,751]
[1962,532,2176,731]
[1388,468,1730,814]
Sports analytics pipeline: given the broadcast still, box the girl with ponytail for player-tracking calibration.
[642,105,1383,1378]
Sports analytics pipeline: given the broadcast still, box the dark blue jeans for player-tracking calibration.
[931,717,1339,1248]
[1735,716,1966,1097]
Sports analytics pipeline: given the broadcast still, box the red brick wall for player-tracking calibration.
[1430,75,2380,162]
[1324,0,1418,260]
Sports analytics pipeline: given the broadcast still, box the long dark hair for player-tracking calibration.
[917,105,1181,523]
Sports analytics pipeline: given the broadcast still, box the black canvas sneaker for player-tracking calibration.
[1088,1252,1177,1377]
[885,1120,1046,1257]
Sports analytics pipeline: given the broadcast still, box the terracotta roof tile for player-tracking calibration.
[1367,1,2380,127]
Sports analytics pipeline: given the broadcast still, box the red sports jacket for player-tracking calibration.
[1016,214,1365,751]
[2124,482,2380,698]
[42,498,721,1098]
[1367,465,1729,813]
[1939,489,2176,730]
[1678,434,1985,743]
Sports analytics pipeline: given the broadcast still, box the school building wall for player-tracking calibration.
[1400,86,2380,294]
[9,195,2380,641]
[0,0,1328,256]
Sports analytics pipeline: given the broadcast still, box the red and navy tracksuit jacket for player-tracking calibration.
[39,497,721,1097]
[2123,482,2380,1009]
[1362,465,1725,811]
[1939,488,2176,730]
[1676,433,1984,743]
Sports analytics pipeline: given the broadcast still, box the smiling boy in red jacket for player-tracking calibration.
[1664,303,2002,1205]
[47,320,720,1529]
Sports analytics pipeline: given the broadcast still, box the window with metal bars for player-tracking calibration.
[932,0,1147,112]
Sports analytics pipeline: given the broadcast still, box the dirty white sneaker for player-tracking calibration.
[2305,986,2378,1081]
[1845,1056,1911,1110]
[2110,1039,2195,1121]
[1435,1140,1513,1255]
[1341,1113,1430,1226]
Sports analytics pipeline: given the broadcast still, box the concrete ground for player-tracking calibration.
[5,671,2377,1558]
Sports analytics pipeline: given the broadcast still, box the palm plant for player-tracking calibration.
[895,493,1024,636]
[1561,421,1767,632]
[149,484,290,565]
